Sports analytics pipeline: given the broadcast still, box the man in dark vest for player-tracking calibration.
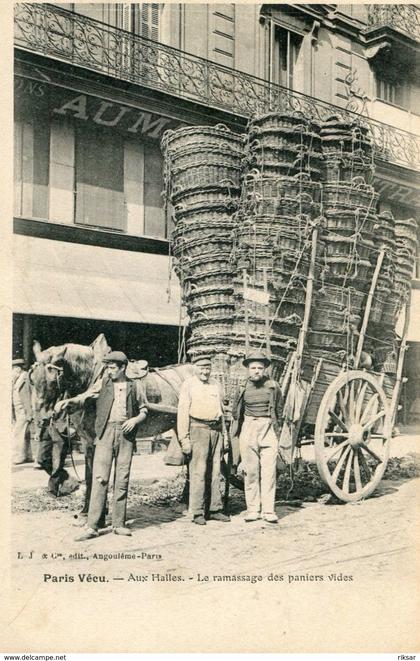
[57,351,148,541]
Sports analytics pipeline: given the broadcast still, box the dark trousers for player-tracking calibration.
[189,421,223,517]
[38,423,69,496]
[87,423,134,530]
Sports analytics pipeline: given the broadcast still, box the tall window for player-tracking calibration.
[60,3,161,38]
[132,4,160,40]
[272,26,303,90]
[143,142,166,237]
[14,118,50,219]
[75,125,125,231]
[375,72,411,111]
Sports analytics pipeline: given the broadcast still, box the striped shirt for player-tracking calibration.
[244,379,271,417]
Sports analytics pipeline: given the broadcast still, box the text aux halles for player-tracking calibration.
[150,573,184,581]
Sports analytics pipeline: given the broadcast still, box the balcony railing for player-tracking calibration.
[366,4,420,43]
[14,3,420,172]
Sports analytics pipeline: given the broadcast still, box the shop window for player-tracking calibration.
[272,26,303,90]
[14,118,50,219]
[75,125,126,231]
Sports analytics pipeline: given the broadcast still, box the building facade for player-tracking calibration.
[13,3,420,418]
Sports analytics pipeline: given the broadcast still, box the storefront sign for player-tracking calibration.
[15,76,181,139]
[53,94,173,138]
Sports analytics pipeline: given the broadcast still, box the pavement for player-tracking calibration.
[11,431,419,491]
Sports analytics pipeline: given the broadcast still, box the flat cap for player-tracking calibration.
[192,355,212,366]
[12,358,26,366]
[103,351,128,365]
[243,351,271,367]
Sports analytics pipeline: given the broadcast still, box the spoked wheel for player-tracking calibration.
[315,370,391,502]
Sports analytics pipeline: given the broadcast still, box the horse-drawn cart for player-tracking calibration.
[161,118,415,505]
[270,232,409,503]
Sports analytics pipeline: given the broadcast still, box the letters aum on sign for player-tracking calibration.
[53,94,173,138]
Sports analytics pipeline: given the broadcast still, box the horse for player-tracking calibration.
[29,334,195,514]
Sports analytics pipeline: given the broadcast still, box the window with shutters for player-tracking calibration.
[132,4,160,41]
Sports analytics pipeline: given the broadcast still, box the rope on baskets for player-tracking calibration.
[257,241,309,351]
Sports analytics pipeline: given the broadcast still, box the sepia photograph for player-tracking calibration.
[2,0,420,654]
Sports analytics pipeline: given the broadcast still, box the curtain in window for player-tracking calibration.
[144,142,166,238]
[75,126,125,231]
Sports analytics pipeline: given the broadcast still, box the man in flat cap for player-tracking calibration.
[231,351,284,523]
[177,355,230,525]
[56,351,148,540]
[12,358,38,465]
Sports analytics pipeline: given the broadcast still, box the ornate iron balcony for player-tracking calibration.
[366,4,420,43]
[14,3,420,172]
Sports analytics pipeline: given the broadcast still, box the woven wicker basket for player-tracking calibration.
[323,187,377,209]
[171,163,242,191]
[162,124,244,153]
[250,112,316,132]
[188,288,234,307]
[189,304,235,322]
[310,309,350,333]
[173,221,235,242]
[181,260,232,279]
[183,271,234,289]
[324,235,374,260]
[247,132,322,154]
[395,218,418,243]
[170,146,243,171]
[172,183,241,206]
[324,255,372,279]
[316,284,366,314]
[323,215,376,237]
[242,173,320,199]
[308,330,352,351]
[172,235,232,258]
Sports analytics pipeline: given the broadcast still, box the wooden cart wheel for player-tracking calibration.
[315,370,391,502]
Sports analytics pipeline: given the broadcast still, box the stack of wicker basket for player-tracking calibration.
[244,112,323,180]
[320,115,374,184]
[308,116,378,362]
[394,217,418,308]
[369,215,417,374]
[161,124,244,364]
[228,113,323,380]
[162,112,412,386]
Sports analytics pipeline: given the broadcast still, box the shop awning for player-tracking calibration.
[13,234,182,326]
